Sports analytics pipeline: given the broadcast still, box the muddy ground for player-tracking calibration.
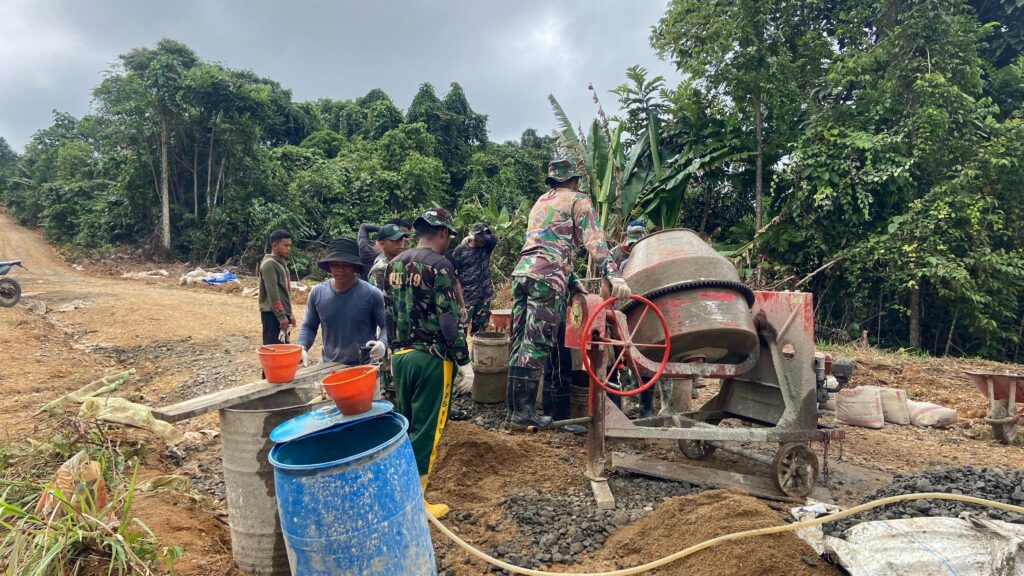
[2,210,1022,575]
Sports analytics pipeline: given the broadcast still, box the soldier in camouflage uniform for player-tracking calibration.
[368,223,410,399]
[382,207,473,519]
[507,159,632,430]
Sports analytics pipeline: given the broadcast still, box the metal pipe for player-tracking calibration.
[524,416,593,433]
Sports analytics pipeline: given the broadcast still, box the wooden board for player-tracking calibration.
[153,362,341,423]
[591,479,616,510]
[612,453,832,503]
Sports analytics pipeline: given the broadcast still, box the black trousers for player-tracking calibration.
[261,311,287,345]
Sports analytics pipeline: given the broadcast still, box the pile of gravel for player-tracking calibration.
[825,466,1024,537]
[481,473,700,570]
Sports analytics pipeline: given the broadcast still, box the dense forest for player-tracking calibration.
[1,0,1023,362]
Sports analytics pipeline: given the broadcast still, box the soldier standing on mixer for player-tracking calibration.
[508,159,631,430]
[383,207,474,519]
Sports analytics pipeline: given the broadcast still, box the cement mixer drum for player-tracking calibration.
[621,229,758,363]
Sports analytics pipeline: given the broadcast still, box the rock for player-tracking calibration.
[611,510,630,527]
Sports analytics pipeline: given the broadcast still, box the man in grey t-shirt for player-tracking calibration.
[298,237,388,365]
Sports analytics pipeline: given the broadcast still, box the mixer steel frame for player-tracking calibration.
[566,290,841,507]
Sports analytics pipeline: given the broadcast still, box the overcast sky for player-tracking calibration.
[0,0,679,151]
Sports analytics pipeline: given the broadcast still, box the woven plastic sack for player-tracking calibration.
[907,400,958,427]
[836,386,884,429]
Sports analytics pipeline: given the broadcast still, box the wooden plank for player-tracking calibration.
[153,362,342,423]
[612,453,831,503]
[590,479,616,510]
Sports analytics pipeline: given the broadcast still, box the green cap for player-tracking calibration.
[414,207,458,234]
[545,159,584,187]
[377,223,409,241]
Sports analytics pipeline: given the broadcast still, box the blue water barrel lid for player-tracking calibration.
[270,400,394,443]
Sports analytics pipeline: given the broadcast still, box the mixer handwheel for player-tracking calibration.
[580,295,671,397]
[771,443,819,498]
[678,440,717,460]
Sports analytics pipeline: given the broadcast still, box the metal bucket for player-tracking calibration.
[219,387,325,575]
[269,412,436,575]
[472,331,510,373]
[570,384,589,419]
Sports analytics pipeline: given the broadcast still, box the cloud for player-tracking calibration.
[0,0,679,150]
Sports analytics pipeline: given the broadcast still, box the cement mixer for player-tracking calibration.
[563,229,844,506]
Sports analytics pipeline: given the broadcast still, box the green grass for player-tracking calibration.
[0,418,176,576]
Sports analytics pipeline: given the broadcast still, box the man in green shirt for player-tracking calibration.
[258,230,294,345]
[383,207,473,519]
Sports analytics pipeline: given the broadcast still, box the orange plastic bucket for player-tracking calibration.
[322,366,378,415]
[257,344,303,383]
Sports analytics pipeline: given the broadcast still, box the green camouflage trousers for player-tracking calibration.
[467,302,491,335]
[508,277,565,370]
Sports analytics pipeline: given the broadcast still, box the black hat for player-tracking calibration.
[317,238,364,273]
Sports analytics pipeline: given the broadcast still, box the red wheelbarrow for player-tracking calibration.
[965,371,1024,444]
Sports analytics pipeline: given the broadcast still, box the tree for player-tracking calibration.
[120,39,199,250]
[652,0,832,231]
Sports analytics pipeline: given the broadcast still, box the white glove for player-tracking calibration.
[300,347,309,368]
[610,277,632,301]
[366,340,386,361]
[461,234,474,247]
[455,364,474,394]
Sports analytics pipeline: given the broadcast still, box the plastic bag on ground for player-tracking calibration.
[35,450,110,521]
[824,514,1024,576]
[79,397,185,444]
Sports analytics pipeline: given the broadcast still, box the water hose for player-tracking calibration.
[429,492,1024,576]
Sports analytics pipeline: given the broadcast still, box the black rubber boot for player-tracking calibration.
[507,367,552,431]
[638,387,654,419]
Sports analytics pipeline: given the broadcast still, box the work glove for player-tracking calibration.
[460,234,474,247]
[461,307,468,323]
[300,346,309,368]
[455,364,475,395]
[610,277,631,301]
[365,340,386,362]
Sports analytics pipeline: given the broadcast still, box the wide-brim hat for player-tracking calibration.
[317,237,365,273]
[545,159,584,187]
[414,207,458,234]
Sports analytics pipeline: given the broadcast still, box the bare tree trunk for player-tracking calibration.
[753,80,764,232]
[192,145,199,218]
[699,185,712,235]
[159,110,171,250]
[213,158,225,207]
[206,126,215,210]
[909,284,922,350]
[944,307,959,356]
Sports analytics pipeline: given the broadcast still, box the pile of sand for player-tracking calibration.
[590,489,838,576]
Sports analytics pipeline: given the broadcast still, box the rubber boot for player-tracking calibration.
[553,393,586,433]
[507,367,552,430]
[638,386,654,419]
[419,474,449,519]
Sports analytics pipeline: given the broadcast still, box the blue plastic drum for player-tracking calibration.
[269,412,436,575]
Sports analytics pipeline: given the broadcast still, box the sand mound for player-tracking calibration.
[593,489,837,576]
[431,421,580,505]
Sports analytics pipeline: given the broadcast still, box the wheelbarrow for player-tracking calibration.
[965,371,1024,444]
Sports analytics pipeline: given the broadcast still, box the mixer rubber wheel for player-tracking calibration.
[678,440,717,460]
[990,399,1019,445]
[771,443,819,498]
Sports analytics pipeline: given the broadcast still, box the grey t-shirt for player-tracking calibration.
[298,279,388,364]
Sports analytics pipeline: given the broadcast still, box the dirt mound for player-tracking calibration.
[590,489,837,576]
[131,491,241,576]
[431,421,580,505]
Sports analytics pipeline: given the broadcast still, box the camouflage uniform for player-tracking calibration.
[383,208,469,480]
[509,164,620,370]
[368,252,393,397]
[506,160,621,430]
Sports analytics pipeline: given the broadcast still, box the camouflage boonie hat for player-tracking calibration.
[545,159,584,187]
[414,207,458,234]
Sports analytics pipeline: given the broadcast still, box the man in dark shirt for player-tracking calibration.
[451,223,498,335]
[257,230,294,345]
[357,218,412,280]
